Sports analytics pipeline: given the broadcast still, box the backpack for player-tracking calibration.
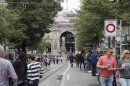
[86,54,91,62]
[82,53,86,60]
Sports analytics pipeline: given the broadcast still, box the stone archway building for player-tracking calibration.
[44,10,77,54]
[45,22,76,54]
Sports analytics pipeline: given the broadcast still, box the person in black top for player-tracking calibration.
[13,52,27,86]
[75,53,80,67]
[79,50,86,71]
[69,52,74,67]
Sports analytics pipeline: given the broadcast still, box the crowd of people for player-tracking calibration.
[0,45,47,86]
[1,43,130,86]
[42,54,64,69]
[0,44,65,86]
[68,48,130,86]
[68,50,100,75]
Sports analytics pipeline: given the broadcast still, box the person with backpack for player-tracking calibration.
[87,51,92,72]
[13,52,27,86]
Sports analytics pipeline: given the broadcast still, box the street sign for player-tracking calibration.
[104,20,117,37]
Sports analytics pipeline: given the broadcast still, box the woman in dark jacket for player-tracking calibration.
[79,50,86,71]
[13,52,27,86]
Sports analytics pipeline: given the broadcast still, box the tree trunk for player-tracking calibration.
[97,32,99,47]
[18,47,20,54]
[22,42,26,53]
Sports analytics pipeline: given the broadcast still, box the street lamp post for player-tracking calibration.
[120,20,122,56]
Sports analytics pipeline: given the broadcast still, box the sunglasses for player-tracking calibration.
[125,53,130,54]
[110,52,114,53]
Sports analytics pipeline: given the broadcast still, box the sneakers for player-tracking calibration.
[88,71,92,73]
[96,73,99,76]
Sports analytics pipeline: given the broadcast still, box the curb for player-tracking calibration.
[57,63,70,86]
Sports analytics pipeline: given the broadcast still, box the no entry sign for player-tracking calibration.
[104,20,117,37]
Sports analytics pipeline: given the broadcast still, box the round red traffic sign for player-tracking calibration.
[106,24,115,33]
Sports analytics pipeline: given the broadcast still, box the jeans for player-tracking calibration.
[119,78,130,86]
[13,80,27,86]
[100,76,113,86]
[28,83,38,86]
[70,59,73,67]
[92,63,96,75]
[79,60,86,70]
[88,62,92,71]
[76,59,79,67]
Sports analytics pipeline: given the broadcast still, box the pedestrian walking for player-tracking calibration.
[56,56,59,64]
[79,50,86,71]
[116,53,120,64]
[0,45,18,86]
[53,56,56,64]
[117,50,130,86]
[13,52,27,86]
[42,56,47,68]
[60,55,63,62]
[91,51,98,76]
[87,51,92,72]
[75,53,80,67]
[69,52,74,67]
[46,57,51,69]
[27,54,44,86]
[96,47,117,86]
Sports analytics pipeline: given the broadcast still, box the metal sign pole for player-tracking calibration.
[120,20,122,56]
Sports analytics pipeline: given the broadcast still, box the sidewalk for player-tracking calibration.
[61,65,100,86]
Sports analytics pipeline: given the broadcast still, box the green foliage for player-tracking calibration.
[74,0,130,51]
[37,38,51,53]
[0,5,9,40]
[0,5,25,47]
[5,0,62,50]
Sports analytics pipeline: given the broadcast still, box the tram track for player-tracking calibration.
[39,61,68,83]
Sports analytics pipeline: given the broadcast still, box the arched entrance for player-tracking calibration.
[46,43,51,53]
[60,31,75,53]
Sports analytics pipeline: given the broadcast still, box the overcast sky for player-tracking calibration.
[61,0,80,11]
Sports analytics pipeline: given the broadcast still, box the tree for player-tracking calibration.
[0,5,9,41]
[5,0,62,52]
[0,5,24,47]
[74,0,130,51]
[37,38,51,53]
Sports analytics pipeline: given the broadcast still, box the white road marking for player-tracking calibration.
[67,74,70,80]
[63,65,70,75]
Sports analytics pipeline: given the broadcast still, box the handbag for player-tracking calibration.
[18,81,27,86]
[84,60,88,64]
[9,77,13,86]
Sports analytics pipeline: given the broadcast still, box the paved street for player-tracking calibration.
[39,60,69,86]
[60,63,100,86]
[39,60,100,86]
